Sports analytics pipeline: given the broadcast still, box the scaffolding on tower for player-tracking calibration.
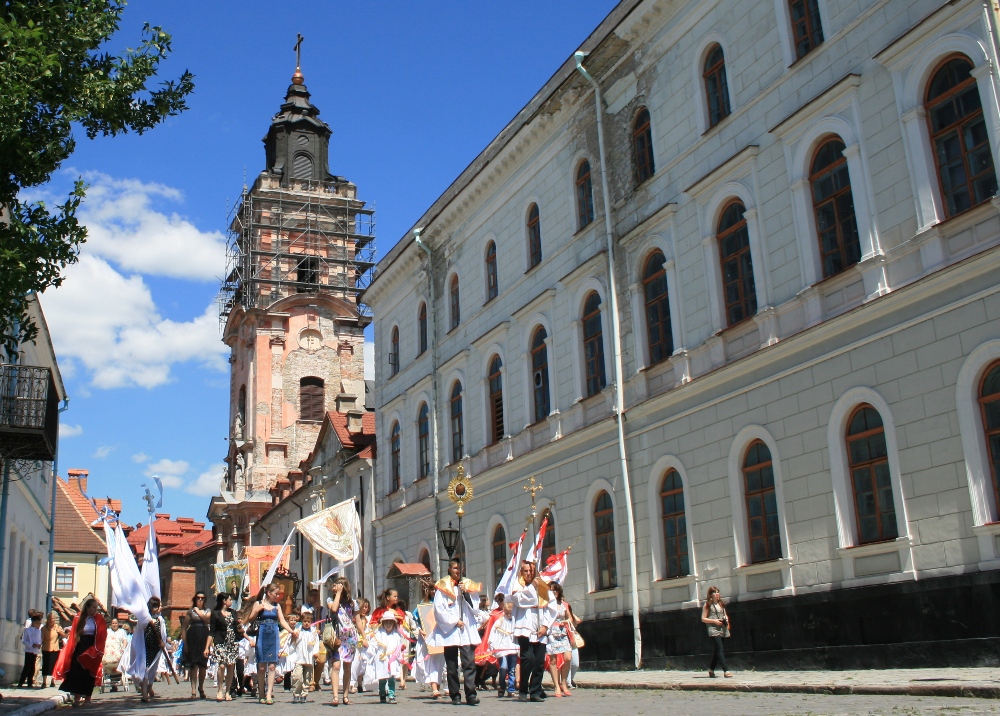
[218,173,376,327]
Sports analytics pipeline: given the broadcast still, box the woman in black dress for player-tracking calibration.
[54,596,107,707]
[183,591,211,698]
[207,592,242,701]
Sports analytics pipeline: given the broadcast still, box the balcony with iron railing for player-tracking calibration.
[0,364,58,462]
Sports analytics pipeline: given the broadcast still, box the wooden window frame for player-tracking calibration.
[926,54,997,218]
[576,161,595,229]
[632,108,655,185]
[389,326,399,376]
[810,137,861,278]
[594,491,618,590]
[530,326,550,424]
[527,204,542,269]
[488,355,504,445]
[660,469,689,579]
[717,201,757,327]
[583,292,607,397]
[449,275,461,331]
[485,241,498,302]
[846,404,898,545]
[417,403,430,479]
[55,566,74,592]
[418,303,428,356]
[743,439,782,564]
[789,0,824,60]
[980,361,1000,517]
[491,525,507,588]
[299,377,325,422]
[703,45,731,128]
[450,381,464,464]
[642,251,673,366]
[390,421,401,493]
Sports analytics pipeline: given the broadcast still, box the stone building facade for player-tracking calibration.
[209,61,374,560]
[365,0,1000,669]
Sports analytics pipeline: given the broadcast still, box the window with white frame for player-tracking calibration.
[418,303,428,356]
[389,326,399,376]
[417,403,430,479]
[491,524,507,588]
[632,108,655,185]
[660,469,689,578]
[527,204,542,269]
[390,421,401,493]
[981,361,1000,516]
[449,274,461,331]
[55,566,74,592]
[703,45,731,129]
[789,0,824,60]
[594,491,617,590]
[743,440,781,563]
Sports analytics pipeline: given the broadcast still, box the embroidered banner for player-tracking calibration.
[245,546,291,597]
[214,560,248,609]
[295,498,362,565]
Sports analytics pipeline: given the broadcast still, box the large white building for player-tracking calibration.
[364,0,1000,669]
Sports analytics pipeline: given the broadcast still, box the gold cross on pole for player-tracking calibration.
[523,475,543,517]
[294,33,304,70]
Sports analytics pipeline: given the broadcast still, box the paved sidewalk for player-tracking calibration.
[576,667,1000,698]
[0,686,69,716]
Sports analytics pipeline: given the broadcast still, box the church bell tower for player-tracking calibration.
[210,43,375,558]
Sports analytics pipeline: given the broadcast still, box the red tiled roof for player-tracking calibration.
[128,513,208,558]
[54,478,106,554]
[326,411,376,451]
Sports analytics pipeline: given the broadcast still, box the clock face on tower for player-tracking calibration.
[299,329,323,352]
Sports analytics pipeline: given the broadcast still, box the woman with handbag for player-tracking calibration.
[54,596,106,707]
[544,582,573,697]
[566,602,583,688]
[326,578,358,706]
[701,586,732,678]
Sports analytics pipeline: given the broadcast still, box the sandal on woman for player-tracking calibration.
[708,670,716,678]
[724,672,733,678]
[225,694,233,701]
[259,698,268,705]
[199,689,207,699]
[342,694,351,705]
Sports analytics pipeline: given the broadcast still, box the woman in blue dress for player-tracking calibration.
[242,582,293,704]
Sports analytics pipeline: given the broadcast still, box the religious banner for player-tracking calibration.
[245,545,291,598]
[295,498,362,566]
[417,602,443,655]
[214,560,248,609]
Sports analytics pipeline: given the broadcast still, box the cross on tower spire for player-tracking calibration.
[292,34,305,85]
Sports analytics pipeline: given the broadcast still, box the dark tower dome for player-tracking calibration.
[262,72,342,187]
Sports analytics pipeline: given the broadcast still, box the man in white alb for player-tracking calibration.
[430,558,482,706]
[510,559,557,702]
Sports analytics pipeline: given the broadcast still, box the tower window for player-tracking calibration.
[299,377,325,422]
[297,256,319,291]
[293,152,313,180]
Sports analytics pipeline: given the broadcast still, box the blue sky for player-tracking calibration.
[41,0,618,525]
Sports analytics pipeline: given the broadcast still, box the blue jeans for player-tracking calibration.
[499,653,517,693]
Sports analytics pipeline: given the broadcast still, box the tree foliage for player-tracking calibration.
[0,0,194,358]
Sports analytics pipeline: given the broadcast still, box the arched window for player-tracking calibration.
[527,204,542,269]
[292,152,314,180]
[576,161,595,229]
[594,491,617,590]
[847,405,898,544]
[583,291,607,397]
[789,0,824,60]
[718,201,757,326]
[419,548,431,572]
[926,55,997,218]
[981,362,1000,516]
[450,381,464,464]
[643,251,673,365]
[744,440,781,563]
[390,421,401,493]
[660,469,689,578]
[449,274,461,331]
[632,108,655,185]
[531,326,550,423]
[488,355,504,445]
[418,303,428,356]
[389,326,399,376]
[703,44,731,128]
[417,402,430,479]
[540,508,557,565]
[485,241,498,302]
[811,137,861,278]
[491,525,507,587]
[299,377,324,421]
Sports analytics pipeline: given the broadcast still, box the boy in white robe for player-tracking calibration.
[488,600,518,697]
[367,612,404,704]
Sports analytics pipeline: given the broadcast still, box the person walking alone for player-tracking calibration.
[701,586,732,678]
[431,558,482,706]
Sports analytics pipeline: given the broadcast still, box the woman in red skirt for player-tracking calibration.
[54,597,107,707]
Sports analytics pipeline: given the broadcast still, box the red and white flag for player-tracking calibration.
[540,548,569,584]
[494,530,527,597]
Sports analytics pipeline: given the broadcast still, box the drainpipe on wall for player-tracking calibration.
[46,398,70,613]
[414,228,443,579]
[575,50,644,670]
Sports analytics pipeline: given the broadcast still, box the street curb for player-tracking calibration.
[575,681,1000,699]
[3,692,72,716]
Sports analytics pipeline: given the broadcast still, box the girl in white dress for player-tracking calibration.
[366,612,404,704]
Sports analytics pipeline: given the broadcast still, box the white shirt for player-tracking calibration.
[291,625,319,665]
[487,616,517,656]
[367,627,404,680]
[511,579,558,643]
[82,617,96,635]
[430,578,482,648]
[22,625,41,654]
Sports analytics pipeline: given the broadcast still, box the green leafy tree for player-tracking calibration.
[0,0,194,358]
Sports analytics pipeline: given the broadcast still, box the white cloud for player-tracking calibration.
[144,458,189,488]
[186,464,226,497]
[364,341,373,380]
[76,172,227,281]
[60,424,83,438]
[92,445,114,459]
[132,452,149,464]
[40,255,228,389]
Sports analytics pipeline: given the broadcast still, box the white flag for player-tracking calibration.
[495,530,527,598]
[140,519,160,599]
[295,498,362,566]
